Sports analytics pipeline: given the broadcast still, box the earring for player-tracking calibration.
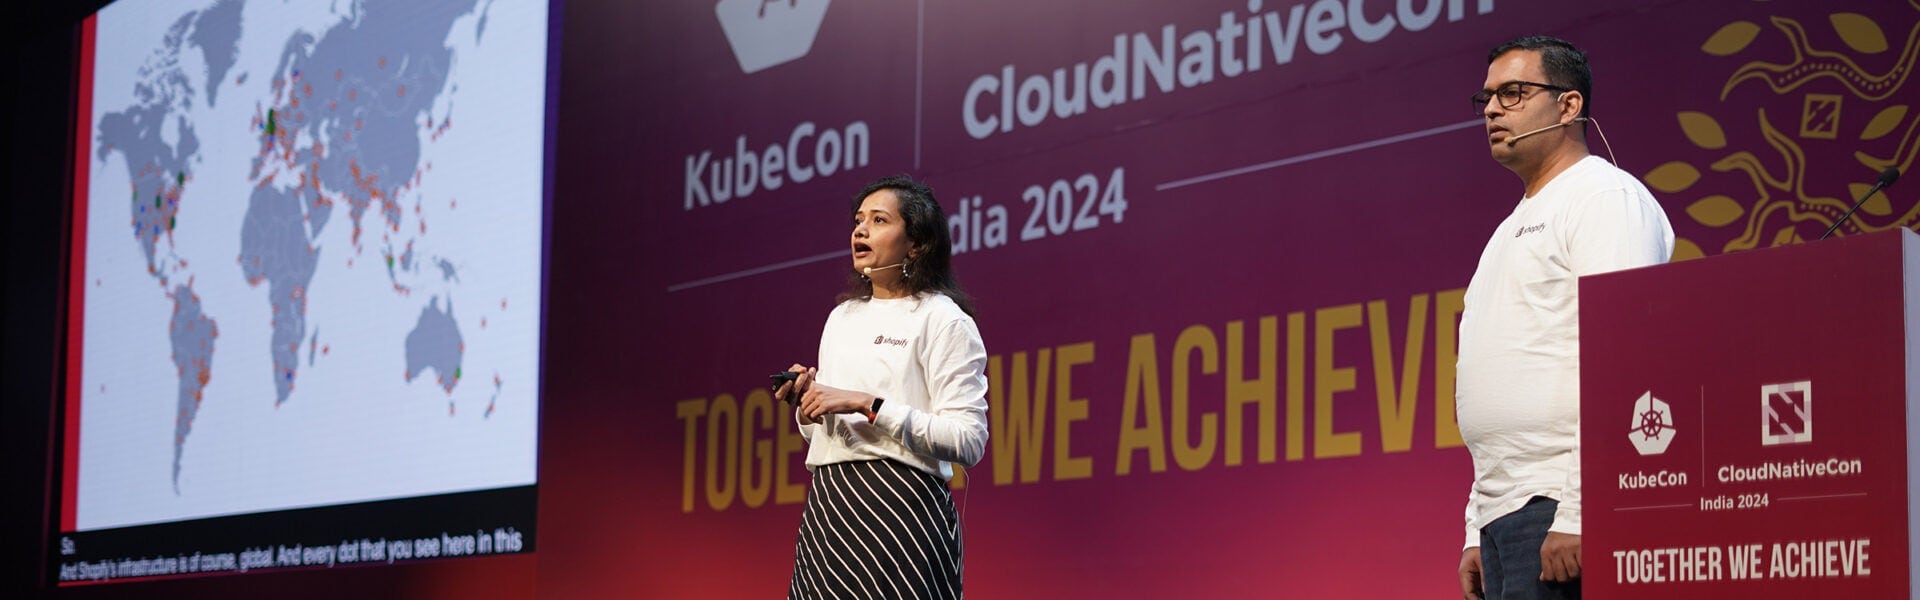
[903,260,912,280]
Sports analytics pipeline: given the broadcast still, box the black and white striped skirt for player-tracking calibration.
[789,459,963,599]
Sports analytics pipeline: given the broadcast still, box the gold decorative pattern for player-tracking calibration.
[1649,3,1920,259]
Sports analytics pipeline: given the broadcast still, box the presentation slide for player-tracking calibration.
[53,0,551,585]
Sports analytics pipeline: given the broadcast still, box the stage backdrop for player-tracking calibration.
[537,0,1920,597]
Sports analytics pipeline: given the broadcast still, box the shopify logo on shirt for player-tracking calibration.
[873,335,907,347]
[1514,223,1547,237]
[1629,391,1676,455]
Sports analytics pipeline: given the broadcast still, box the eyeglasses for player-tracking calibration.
[1471,81,1570,116]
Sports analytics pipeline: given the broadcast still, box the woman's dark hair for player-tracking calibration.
[835,175,976,317]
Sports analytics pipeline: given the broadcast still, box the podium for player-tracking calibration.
[1581,228,1920,597]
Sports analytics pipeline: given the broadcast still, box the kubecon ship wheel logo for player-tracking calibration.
[716,0,831,74]
[1629,391,1677,456]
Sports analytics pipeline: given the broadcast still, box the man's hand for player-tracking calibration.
[1540,532,1581,582]
[1459,547,1483,600]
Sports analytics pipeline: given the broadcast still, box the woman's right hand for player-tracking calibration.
[778,364,818,422]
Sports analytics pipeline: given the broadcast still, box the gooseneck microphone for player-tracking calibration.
[1505,117,1590,146]
[863,263,903,276]
[1819,167,1903,240]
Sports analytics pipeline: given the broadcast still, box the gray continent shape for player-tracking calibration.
[187,0,243,107]
[238,182,319,404]
[168,285,219,493]
[404,296,465,394]
[98,8,201,281]
[240,0,478,404]
[96,7,223,487]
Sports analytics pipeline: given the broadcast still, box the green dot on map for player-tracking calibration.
[454,368,462,380]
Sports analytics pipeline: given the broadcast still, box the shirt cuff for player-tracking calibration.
[870,397,902,431]
[794,406,821,438]
[1548,505,1581,536]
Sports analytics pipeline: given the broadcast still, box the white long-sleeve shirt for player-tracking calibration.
[1458,155,1674,548]
[798,293,990,481]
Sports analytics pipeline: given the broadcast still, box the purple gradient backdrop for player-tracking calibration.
[532,1,1920,597]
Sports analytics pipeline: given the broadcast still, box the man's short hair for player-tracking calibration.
[1488,36,1592,119]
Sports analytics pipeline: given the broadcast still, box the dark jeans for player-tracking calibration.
[1480,496,1580,599]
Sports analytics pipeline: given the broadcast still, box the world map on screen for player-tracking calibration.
[80,0,544,529]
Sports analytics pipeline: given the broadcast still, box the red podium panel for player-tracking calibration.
[1581,228,1920,598]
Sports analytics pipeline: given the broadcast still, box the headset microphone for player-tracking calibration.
[1504,117,1590,146]
[863,263,904,275]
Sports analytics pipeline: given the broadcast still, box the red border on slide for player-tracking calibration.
[63,13,96,533]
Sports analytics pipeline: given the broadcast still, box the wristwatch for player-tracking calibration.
[865,397,886,421]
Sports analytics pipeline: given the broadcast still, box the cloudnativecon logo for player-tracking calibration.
[1762,380,1812,446]
[960,0,1497,140]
